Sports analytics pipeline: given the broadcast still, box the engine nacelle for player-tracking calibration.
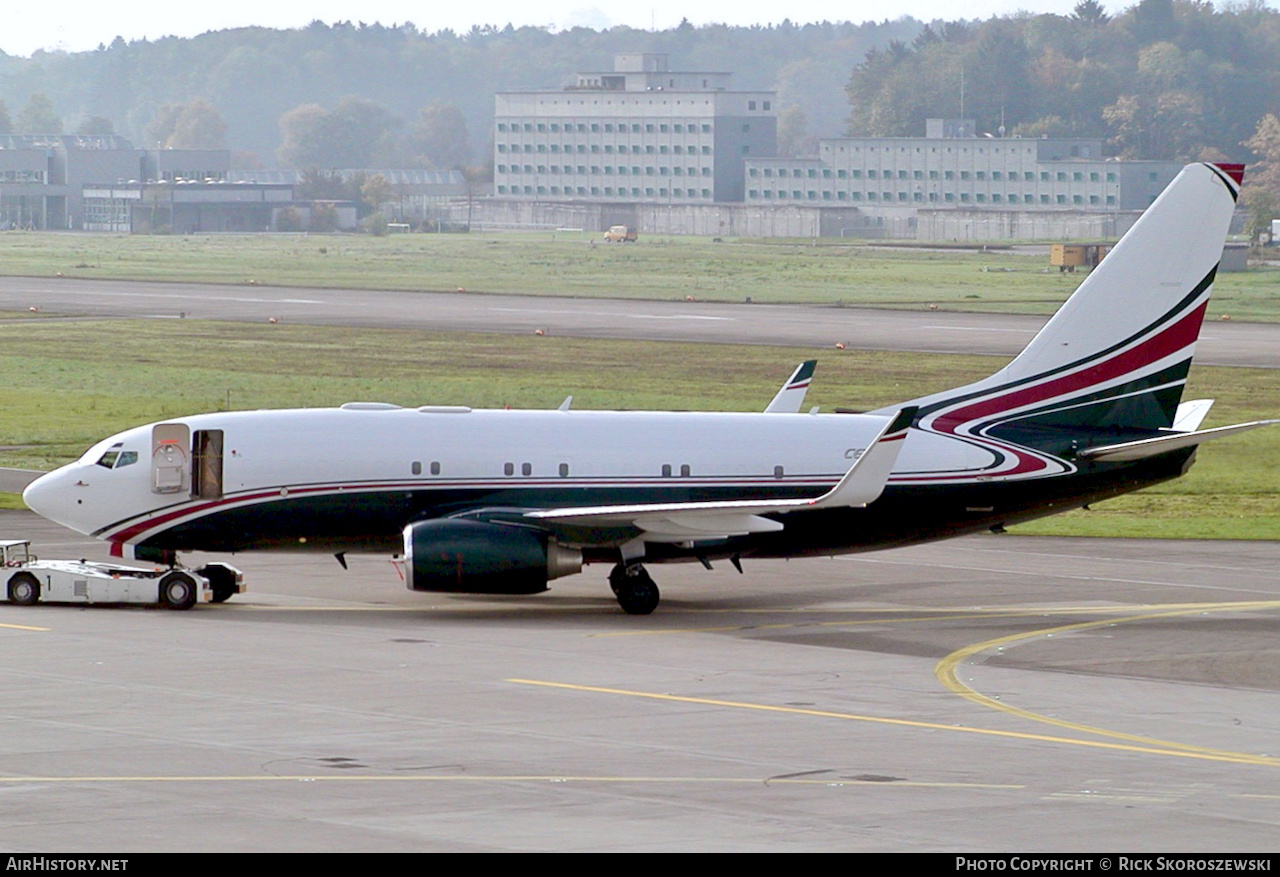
[402,519,582,594]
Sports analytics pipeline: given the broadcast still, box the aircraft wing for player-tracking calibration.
[764,360,816,413]
[525,407,915,541]
[1077,419,1277,463]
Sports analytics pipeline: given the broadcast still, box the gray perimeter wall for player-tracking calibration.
[450,198,1152,241]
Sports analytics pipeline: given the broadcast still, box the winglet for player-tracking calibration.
[765,360,817,413]
[805,405,916,509]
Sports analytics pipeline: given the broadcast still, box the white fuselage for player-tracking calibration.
[29,405,944,549]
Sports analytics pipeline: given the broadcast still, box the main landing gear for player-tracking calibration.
[608,562,660,616]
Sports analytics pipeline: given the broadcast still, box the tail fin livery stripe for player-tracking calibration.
[916,268,1215,424]
[1206,163,1243,199]
[931,298,1208,433]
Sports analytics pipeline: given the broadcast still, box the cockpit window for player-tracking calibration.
[95,443,123,469]
[95,444,138,469]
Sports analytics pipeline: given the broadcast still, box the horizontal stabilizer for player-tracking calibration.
[526,407,915,542]
[1078,419,1276,463]
[1172,399,1214,432]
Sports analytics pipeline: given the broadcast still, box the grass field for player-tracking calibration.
[0,317,1275,539]
[2,231,1279,320]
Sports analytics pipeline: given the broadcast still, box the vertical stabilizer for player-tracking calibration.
[882,163,1240,440]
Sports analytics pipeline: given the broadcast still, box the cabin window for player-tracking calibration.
[411,461,422,475]
[774,466,784,479]
[521,463,532,476]
[661,464,672,477]
[430,461,441,475]
[504,462,514,476]
[680,464,691,477]
[559,463,569,477]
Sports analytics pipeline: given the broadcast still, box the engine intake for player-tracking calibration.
[402,519,582,594]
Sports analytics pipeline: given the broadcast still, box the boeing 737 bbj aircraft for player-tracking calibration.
[21,163,1273,614]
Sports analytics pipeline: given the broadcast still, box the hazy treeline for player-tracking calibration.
[0,18,919,167]
[847,0,1280,164]
[2,2,1279,180]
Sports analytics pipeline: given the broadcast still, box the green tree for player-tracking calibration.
[1243,113,1280,194]
[296,168,352,200]
[279,98,401,168]
[275,206,304,232]
[278,105,332,166]
[75,116,116,136]
[168,99,228,149]
[1103,90,1204,159]
[777,105,814,157]
[1072,0,1110,25]
[410,101,471,168]
[145,105,184,148]
[1241,114,1280,239]
[309,201,339,233]
[360,173,392,212]
[16,93,61,134]
[145,99,227,149]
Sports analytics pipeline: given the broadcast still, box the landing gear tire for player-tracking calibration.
[197,565,238,603]
[609,563,660,616]
[158,571,198,611]
[7,573,39,606]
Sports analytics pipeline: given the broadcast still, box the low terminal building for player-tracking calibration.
[82,181,294,233]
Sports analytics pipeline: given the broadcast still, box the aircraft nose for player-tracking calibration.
[23,466,83,531]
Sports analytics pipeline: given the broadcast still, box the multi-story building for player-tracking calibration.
[493,53,776,204]
[744,120,1180,213]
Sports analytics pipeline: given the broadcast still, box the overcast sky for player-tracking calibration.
[1,1,1161,57]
